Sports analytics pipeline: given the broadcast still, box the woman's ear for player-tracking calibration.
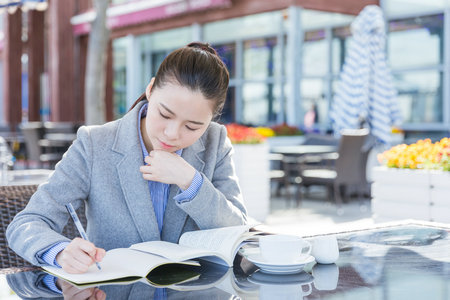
[145,77,155,100]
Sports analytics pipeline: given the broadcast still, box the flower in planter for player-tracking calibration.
[225,123,266,144]
[255,127,275,138]
[270,123,303,136]
[378,137,450,170]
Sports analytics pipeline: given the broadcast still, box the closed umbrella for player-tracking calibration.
[330,5,401,144]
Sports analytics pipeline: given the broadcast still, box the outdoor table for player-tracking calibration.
[1,169,53,186]
[271,145,337,156]
[1,220,450,299]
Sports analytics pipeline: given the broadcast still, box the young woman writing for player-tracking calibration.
[7,42,248,282]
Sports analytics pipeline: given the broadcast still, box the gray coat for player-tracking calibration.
[6,101,247,266]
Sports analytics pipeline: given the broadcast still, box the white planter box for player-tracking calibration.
[233,143,270,222]
[371,166,450,223]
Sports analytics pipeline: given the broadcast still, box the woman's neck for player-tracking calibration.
[140,117,153,152]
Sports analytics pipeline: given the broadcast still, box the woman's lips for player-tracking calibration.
[159,139,173,149]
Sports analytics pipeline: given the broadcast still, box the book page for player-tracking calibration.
[43,247,187,286]
[178,225,254,265]
[130,241,227,265]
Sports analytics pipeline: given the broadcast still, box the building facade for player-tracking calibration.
[1,0,449,141]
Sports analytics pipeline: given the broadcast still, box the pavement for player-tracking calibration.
[262,186,375,237]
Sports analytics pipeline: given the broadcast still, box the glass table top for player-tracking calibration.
[2,221,450,299]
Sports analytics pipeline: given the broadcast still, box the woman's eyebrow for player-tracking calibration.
[159,103,205,125]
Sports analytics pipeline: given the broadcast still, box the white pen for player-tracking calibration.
[65,203,101,270]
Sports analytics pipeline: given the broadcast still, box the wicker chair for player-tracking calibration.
[0,185,86,268]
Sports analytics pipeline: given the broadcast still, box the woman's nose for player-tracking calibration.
[164,123,180,140]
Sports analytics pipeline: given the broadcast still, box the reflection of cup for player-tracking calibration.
[312,263,339,291]
[259,235,312,264]
[311,235,339,264]
[249,271,313,300]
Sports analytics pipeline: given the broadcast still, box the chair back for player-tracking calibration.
[18,122,44,162]
[0,185,87,268]
[302,133,340,146]
[335,129,369,185]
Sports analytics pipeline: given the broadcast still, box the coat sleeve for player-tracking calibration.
[6,126,93,266]
[177,125,248,228]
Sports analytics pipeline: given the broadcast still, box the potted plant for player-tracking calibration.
[225,124,270,222]
[372,138,450,223]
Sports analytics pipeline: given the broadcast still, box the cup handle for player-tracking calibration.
[302,240,312,256]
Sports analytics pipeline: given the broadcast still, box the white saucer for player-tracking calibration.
[248,270,314,286]
[246,254,315,274]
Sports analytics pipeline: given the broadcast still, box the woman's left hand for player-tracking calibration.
[139,150,196,190]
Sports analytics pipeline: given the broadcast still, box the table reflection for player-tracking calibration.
[2,222,450,299]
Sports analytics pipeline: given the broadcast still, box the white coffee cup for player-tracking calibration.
[259,235,312,264]
[310,235,339,264]
[312,263,339,290]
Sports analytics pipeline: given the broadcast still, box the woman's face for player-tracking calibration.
[143,79,214,153]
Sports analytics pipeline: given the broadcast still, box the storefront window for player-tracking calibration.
[384,0,447,17]
[303,30,328,76]
[243,38,278,80]
[112,38,127,119]
[204,11,284,43]
[301,78,327,126]
[215,43,236,79]
[388,15,443,69]
[242,83,273,125]
[393,70,442,123]
[332,26,351,74]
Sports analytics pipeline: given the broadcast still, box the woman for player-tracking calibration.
[7,42,248,277]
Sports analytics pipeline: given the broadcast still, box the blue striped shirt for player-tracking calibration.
[41,102,203,292]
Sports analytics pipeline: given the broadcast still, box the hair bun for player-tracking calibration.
[187,42,218,55]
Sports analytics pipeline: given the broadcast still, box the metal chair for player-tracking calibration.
[19,122,64,168]
[299,128,370,207]
[0,185,86,268]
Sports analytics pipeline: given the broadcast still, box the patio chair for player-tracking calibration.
[0,185,86,268]
[298,128,370,207]
[19,122,64,168]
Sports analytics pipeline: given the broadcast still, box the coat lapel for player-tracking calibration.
[161,137,206,242]
[112,101,160,242]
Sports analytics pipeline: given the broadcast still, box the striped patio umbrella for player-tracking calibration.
[330,5,402,144]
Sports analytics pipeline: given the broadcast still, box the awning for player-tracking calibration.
[71,0,232,35]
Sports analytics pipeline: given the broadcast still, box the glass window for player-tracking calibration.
[149,27,192,52]
[215,43,236,79]
[393,70,442,123]
[332,26,351,74]
[204,11,283,43]
[301,78,327,126]
[388,15,443,69]
[303,30,327,76]
[385,0,447,17]
[301,9,354,31]
[151,51,167,77]
[242,83,278,125]
[112,38,127,119]
[243,38,278,80]
[217,86,236,124]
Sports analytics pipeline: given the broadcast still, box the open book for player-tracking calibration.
[43,224,260,288]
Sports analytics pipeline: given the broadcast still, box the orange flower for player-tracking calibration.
[225,123,266,144]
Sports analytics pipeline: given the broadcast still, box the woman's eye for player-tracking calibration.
[160,112,170,119]
[186,125,198,131]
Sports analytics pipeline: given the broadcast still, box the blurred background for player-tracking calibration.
[0,0,448,139]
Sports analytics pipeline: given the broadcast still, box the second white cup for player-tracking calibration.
[259,235,312,264]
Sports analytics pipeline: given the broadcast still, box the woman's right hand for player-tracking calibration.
[57,278,106,300]
[56,238,106,274]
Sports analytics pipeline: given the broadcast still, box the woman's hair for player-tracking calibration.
[129,42,229,118]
